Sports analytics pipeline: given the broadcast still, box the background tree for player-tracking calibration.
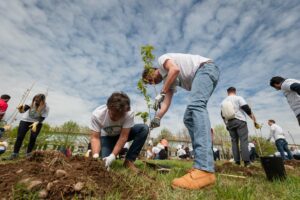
[213,124,231,159]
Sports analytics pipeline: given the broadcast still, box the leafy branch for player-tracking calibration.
[136,45,156,124]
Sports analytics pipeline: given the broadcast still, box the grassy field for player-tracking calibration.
[107,159,300,200]
[1,154,299,200]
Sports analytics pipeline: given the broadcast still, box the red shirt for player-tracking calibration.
[0,99,8,114]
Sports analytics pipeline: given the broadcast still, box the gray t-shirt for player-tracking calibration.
[281,79,300,116]
[90,105,134,136]
[158,53,212,91]
[221,95,248,122]
[22,104,49,123]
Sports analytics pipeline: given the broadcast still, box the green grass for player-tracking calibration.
[108,159,300,200]
[2,155,300,200]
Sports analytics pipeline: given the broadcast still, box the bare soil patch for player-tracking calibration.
[0,151,155,199]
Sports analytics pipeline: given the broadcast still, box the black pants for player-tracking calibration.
[297,114,300,126]
[213,150,220,161]
[13,120,43,154]
[249,147,259,162]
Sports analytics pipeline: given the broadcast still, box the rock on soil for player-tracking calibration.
[74,182,84,191]
[0,150,148,199]
[38,189,48,198]
[55,169,67,177]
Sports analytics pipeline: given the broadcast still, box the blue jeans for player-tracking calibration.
[183,63,220,172]
[101,124,149,161]
[275,139,293,160]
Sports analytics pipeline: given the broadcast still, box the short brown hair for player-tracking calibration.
[142,67,157,83]
[107,92,130,112]
[268,119,276,124]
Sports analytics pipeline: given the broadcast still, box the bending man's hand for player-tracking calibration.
[150,117,161,129]
[153,93,165,111]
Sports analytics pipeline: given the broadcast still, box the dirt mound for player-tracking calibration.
[0,151,154,199]
[215,162,263,176]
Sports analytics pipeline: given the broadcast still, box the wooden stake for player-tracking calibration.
[218,173,246,179]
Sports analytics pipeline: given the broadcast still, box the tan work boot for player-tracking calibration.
[171,168,216,190]
[123,160,140,173]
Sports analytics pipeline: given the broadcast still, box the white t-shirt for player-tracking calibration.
[148,139,153,146]
[221,95,248,122]
[90,105,135,136]
[281,79,300,116]
[152,146,161,154]
[268,123,286,141]
[124,142,130,149]
[22,104,49,123]
[248,142,255,151]
[292,149,300,155]
[146,149,153,159]
[158,53,212,91]
[177,148,186,156]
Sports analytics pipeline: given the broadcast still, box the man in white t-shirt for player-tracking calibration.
[142,53,220,190]
[248,140,259,162]
[267,119,293,160]
[270,76,300,126]
[221,87,259,167]
[90,92,149,172]
[177,147,186,159]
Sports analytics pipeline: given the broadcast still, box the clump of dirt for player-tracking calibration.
[0,151,155,199]
[215,162,263,177]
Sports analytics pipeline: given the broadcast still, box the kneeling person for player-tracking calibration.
[90,92,149,172]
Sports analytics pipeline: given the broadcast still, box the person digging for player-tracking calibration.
[270,76,300,126]
[90,92,149,172]
[143,53,220,190]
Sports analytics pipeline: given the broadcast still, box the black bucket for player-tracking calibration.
[260,156,286,181]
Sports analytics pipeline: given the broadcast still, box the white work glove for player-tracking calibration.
[85,150,92,158]
[254,122,261,129]
[29,122,39,132]
[153,93,165,111]
[150,117,161,129]
[3,125,11,132]
[103,153,116,171]
[92,153,99,159]
[0,141,8,148]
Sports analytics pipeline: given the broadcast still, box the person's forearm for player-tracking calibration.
[156,102,170,119]
[156,91,173,118]
[112,136,128,156]
[91,135,100,155]
[250,114,256,122]
[161,69,179,94]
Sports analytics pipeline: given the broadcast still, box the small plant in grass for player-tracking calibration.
[136,45,157,124]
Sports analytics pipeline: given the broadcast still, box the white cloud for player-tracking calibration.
[0,0,299,144]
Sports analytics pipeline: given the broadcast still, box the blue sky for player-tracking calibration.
[0,0,300,143]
